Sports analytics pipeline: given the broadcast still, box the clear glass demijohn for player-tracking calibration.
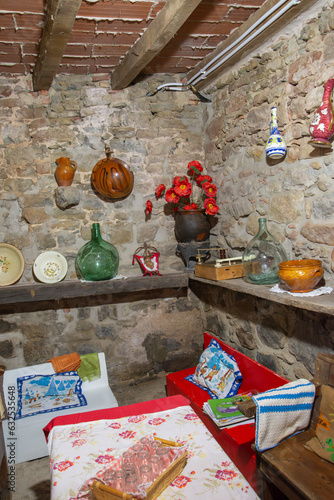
[242,218,288,285]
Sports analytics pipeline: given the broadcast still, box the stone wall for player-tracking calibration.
[198,0,334,378]
[0,73,207,382]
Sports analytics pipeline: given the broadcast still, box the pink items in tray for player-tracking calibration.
[91,434,187,499]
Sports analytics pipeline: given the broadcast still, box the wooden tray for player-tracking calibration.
[90,438,187,500]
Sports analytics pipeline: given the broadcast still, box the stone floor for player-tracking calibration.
[11,373,168,500]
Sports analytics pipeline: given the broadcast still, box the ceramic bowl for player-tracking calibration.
[33,251,68,284]
[278,259,324,293]
[0,243,25,286]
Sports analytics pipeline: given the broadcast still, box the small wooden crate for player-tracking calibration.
[194,262,245,281]
[90,438,187,500]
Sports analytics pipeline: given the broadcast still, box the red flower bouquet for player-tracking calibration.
[145,161,219,217]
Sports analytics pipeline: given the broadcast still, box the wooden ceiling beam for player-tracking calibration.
[187,0,316,90]
[111,0,202,90]
[33,0,82,91]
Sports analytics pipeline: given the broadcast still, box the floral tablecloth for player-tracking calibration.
[48,404,259,500]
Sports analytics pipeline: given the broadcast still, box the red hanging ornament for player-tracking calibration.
[309,78,334,148]
[132,243,162,276]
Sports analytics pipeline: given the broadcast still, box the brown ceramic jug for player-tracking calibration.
[55,157,77,186]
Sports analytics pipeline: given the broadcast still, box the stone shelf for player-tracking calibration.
[189,275,334,316]
[0,273,189,305]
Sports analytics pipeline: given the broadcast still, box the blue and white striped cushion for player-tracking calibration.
[253,379,315,452]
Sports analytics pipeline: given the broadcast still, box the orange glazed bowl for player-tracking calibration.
[278,259,324,293]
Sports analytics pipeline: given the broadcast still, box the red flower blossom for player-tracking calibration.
[145,200,152,215]
[202,182,217,197]
[108,422,121,429]
[144,160,220,217]
[188,160,203,176]
[128,415,147,423]
[71,439,87,447]
[171,475,192,488]
[155,184,166,199]
[95,454,115,464]
[70,429,86,438]
[148,417,166,425]
[204,197,219,215]
[165,188,180,204]
[119,430,136,439]
[184,413,198,421]
[53,460,74,472]
[172,175,188,186]
[196,174,212,185]
[145,201,153,217]
[183,203,198,210]
[215,469,238,481]
[174,178,192,197]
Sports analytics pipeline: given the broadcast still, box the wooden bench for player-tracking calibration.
[166,332,288,492]
[239,353,334,500]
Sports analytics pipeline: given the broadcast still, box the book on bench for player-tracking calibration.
[203,392,255,429]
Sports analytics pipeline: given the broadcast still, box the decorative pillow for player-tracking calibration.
[187,339,243,399]
[305,384,334,463]
[15,371,87,420]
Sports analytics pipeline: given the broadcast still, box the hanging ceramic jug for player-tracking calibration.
[91,146,134,200]
[309,78,334,148]
[75,223,119,281]
[242,217,288,285]
[265,106,287,159]
[55,157,77,186]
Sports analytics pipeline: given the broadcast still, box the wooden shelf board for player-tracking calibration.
[1,272,334,316]
[189,275,334,316]
[0,273,189,305]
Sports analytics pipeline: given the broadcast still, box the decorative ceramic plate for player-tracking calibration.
[33,251,68,284]
[0,243,25,286]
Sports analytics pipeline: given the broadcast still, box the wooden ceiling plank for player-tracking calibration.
[186,0,316,90]
[111,0,202,90]
[33,0,82,91]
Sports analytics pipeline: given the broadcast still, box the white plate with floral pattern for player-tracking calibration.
[33,251,68,284]
[0,243,25,286]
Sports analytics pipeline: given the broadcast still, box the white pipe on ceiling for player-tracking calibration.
[149,0,301,95]
[188,0,301,87]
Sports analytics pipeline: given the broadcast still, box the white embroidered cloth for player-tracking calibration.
[48,404,259,500]
[253,379,315,452]
[270,283,333,297]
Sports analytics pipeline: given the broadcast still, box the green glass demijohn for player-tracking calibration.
[75,223,119,281]
[242,218,288,285]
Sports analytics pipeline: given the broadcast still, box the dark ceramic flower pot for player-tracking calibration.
[174,210,210,242]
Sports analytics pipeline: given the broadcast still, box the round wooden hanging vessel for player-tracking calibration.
[91,147,134,200]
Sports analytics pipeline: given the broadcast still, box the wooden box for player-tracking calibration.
[194,262,244,281]
[90,438,187,500]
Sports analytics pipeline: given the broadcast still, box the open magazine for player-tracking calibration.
[203,392,256,429]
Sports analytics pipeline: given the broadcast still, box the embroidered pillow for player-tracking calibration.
[188,339,242,399]
[16,371,87,419]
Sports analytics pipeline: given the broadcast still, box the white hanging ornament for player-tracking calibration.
[265,106,287,159]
